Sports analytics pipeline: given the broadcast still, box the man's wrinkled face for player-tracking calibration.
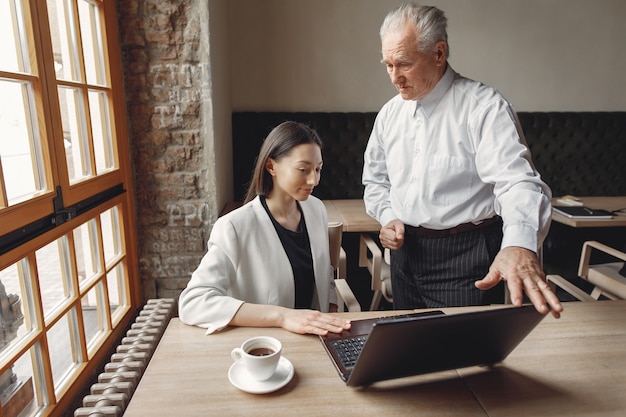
[381,23,446,101]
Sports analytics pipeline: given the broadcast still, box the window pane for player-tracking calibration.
[48,0,81,82]
[81,286,104,354]
[78,0,106,86]
[88,90,114,173]
[58,86,91,182]
[101,206,121,265]
[48,313,79,389]
[0,0,30,73]
[0,263,30,354]
[107,263,126,320]
[36,239,72,320]
[73,219,102,291]
[1,260,42,416]
[0,80,46,206]
[3,350,38,416]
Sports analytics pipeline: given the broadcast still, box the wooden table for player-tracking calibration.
[324,196,625,231]
[551,196,626,227]
[123,301,626,417]
[323,199,380,232]
[458,300,626,416]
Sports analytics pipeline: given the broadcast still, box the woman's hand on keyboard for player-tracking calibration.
[280,309,351,335]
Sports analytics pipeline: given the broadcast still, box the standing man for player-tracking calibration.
[362,3,562,317]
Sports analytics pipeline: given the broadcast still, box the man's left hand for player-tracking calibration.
[475,246,563,318]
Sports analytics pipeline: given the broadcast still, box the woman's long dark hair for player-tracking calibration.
[244,121,323,204]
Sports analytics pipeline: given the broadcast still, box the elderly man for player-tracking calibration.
[362,3,562,318]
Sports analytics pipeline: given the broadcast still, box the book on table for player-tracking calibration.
[552,206,613,219]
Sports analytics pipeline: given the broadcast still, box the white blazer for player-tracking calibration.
[178,195,337,334]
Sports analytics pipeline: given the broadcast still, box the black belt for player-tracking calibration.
[405,216,501,238]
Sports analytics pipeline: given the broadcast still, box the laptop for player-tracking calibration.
[319,305,546,387]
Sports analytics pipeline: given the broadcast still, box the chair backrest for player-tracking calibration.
[358,233,393,310]
[327,222,343,270]
[327,222,361,312]
[548,240,626,302]
[578,241,626,300]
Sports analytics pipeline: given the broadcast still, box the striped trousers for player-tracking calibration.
[390,220,504,309]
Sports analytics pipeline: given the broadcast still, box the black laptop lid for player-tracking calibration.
[344,305,546,387]
[320,310,445,381]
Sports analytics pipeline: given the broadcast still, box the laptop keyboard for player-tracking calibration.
[331,336,367,369]
[327,312,446,370]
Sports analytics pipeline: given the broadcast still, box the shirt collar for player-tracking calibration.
[414,64,456,117]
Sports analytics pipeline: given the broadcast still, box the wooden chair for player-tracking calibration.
[358,234,392,310]
[328,222,347,280]
[328,222,361,312]
[547,241,626,301]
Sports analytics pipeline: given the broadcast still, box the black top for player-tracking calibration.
[261,197,315,308]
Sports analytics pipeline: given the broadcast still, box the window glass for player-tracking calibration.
[58,86,91,181]
[48,0,81,82]
[78,0,106,85]
[36,239,72,321]
[0,80,46,206]
[48,312,79,389]
[73,219,102,290]
[88,89,115,173]
[81,286,104,354]
[107,263,125,321]
[0,0,30,73]
[0,262,31,356]
[6,350,39,416]
[101,206,121,265]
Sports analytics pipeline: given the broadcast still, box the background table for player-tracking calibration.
[546,196,626,284]
[123,301,626,417]
[323,199,380,232]
[551,196,626,227]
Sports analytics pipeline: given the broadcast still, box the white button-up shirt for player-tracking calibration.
[362,66,552,252]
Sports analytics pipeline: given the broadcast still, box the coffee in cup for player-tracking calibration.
[231,336,282,381]
[247,347,275,356]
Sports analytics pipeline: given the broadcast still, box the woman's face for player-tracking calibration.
[266,143,323,201]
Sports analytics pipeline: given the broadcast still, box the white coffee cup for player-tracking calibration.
[231,336,282,381]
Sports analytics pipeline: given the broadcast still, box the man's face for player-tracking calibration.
[381,23,446,101]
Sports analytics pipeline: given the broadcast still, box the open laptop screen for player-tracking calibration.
[320,305,546,387]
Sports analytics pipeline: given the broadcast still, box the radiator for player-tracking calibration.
[73,298,175,417]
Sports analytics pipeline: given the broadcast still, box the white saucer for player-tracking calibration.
[228,356,294,394]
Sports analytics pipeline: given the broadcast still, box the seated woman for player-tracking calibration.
[179,121,352,335]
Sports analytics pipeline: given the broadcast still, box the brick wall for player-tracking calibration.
[117,0,218,301]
